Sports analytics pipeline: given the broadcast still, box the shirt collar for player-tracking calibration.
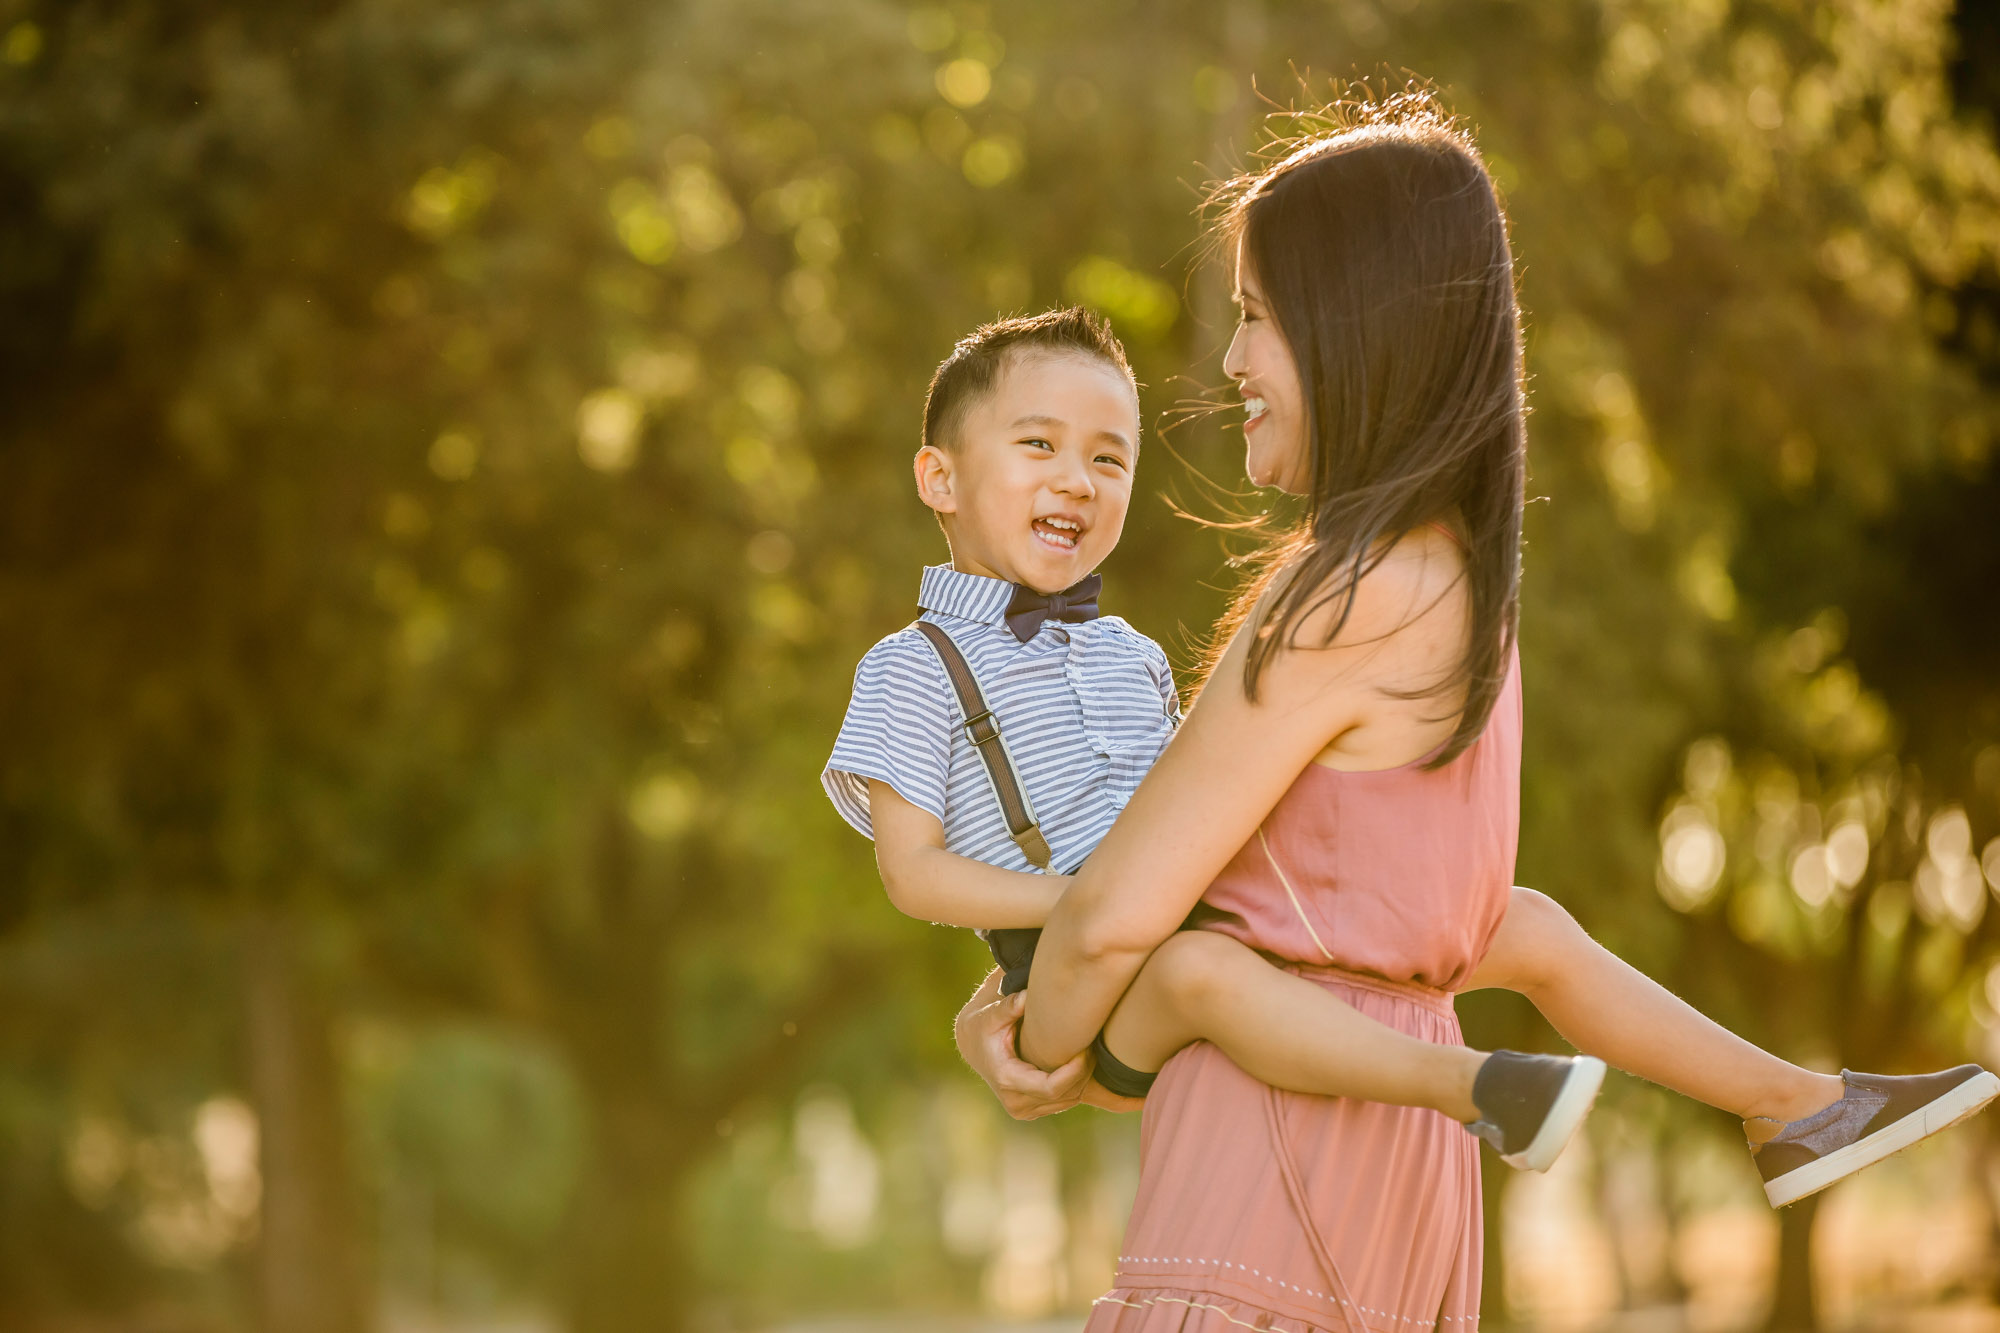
[917,564,1016,626]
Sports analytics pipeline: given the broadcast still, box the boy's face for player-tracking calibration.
[915,351,1138,595]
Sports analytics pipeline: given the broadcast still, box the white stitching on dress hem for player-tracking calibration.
[1114,1256,1478,1327]
[1093,1294,1265,1331]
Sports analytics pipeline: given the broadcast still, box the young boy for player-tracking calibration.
[823,307,1998,1202]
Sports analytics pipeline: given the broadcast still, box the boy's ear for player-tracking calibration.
[913,444,957,516]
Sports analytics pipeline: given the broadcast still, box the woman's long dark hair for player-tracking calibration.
[1209,93,1526,767]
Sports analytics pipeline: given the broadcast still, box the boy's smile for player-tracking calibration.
[914,351,1139,596]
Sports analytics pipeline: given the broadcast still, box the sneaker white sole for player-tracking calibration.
[1500,1056,1607,1173]
[1763,1070,2000,1208]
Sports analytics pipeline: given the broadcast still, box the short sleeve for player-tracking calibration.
[822,631,956,839]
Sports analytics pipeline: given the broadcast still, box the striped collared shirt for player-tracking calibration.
[824,565,1181,874]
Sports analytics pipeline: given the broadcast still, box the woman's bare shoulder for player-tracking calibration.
[1194,524,1470,725]
[1284,524,1469,664]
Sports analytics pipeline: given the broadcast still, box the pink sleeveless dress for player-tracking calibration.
[1086,651,1521,1333]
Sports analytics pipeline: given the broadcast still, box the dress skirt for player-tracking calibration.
[1085,966,1483,1333]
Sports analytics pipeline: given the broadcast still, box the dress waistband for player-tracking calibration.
[1281,961,1458,1018]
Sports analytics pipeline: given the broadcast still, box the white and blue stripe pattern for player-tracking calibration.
[824,565,1181,875]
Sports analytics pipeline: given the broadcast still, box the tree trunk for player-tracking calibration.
[1765,1192,1820,1332]
[561,1079,694,1333]
[1479,1147,1512,1324]
[243,908,372,1333]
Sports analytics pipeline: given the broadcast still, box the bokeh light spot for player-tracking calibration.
[794,217,841,267]
[1063,256,1178,341]
[609,178,677,264]
[936,58,992,109]
[4,20,42,65]
[1677,536,1738,621]
[628,771,700,841]
[1827,821,1870,889]
[382,493,430,540]
[428,428,479,481]
[577,389,644,472]
[667,164,743,254]
[405,152,501,240]
[1659,802,1726,910]
[962,136,1024,188]
[618,343,699,401]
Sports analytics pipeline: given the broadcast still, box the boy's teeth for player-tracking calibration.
[1032,517,1079,548]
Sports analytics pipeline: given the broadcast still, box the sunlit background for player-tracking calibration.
[5,2,2000,1331]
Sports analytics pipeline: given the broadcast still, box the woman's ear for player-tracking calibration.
[913,444,958,516]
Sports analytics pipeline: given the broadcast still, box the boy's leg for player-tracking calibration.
[1099,929,1486,1120]
[1479,887,2000,1205]
[1470,887,1841,1122]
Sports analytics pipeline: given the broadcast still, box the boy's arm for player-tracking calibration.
[870,780,1069,929]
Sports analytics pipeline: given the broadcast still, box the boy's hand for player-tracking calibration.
[955,973,1094,1119]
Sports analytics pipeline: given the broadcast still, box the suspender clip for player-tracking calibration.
[962,710,1001,747]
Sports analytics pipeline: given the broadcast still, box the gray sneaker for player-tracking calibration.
[1466,1050,1607,1172]
[1746,1065,2000,1208]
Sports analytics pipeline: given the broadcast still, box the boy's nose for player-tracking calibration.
[1051,457,1095,498]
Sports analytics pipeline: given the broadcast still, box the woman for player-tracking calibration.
[964,97,1617,1330]
[1032,99,1514,1329]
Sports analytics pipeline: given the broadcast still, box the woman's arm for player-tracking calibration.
[1019,535,1472,1069]
[871,780,1070,928]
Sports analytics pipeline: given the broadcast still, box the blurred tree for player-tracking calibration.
[0,1,1232,1329]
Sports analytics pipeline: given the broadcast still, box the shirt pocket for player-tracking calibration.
[1066,631,1177,807]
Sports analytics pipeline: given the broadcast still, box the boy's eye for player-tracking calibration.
[1021,437,1054,451]
[1095,454,1128,469]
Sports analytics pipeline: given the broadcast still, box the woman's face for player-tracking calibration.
[1223,242,1309,493]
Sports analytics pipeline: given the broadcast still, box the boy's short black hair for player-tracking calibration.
[922,306,1137,453]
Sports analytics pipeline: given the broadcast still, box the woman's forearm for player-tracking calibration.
[1017,874,1157,1069]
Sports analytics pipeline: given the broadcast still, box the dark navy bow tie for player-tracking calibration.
[1005,574,1102,643]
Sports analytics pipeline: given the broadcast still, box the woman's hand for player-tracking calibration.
[955,970,1097,1119]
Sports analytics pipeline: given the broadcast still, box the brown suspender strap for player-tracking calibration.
[912,621,1054,871]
